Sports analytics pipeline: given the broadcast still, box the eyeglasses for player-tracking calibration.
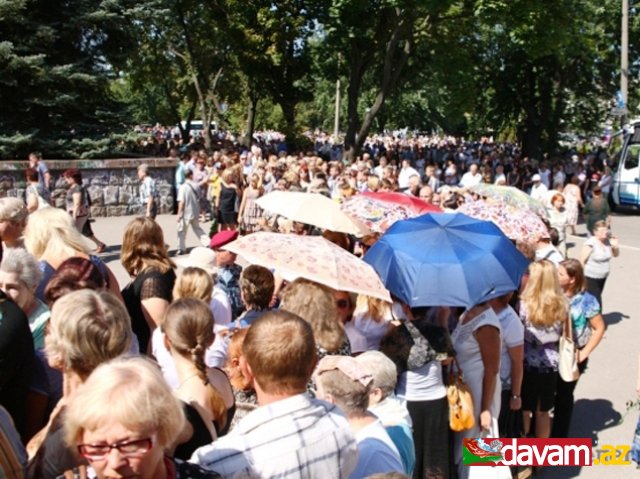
[336,299,350,309]
[77,436,154,461]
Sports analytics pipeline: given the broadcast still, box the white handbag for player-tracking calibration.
[558,314,579,382]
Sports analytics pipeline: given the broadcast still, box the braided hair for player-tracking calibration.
[163,298,226,427]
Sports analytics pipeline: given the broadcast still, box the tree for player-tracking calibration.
[0,0,135,158]
[470,0,626,157]
[209,0,323,148]
[126,0,238,151]
[319,0,454,160]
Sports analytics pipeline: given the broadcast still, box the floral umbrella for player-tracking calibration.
[341,192,442,233]
[469,183,548,218]
[457,200,549,243]
[222,232,391,302]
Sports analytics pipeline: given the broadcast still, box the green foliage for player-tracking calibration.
[0,0,135,158]
[1,0,639,158]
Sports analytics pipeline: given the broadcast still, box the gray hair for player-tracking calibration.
[0,247,42,290]
[355,350,398,399]
[137,163,149,173]
[0,198,28,224]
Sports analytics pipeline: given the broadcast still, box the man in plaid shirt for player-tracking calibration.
[190,310,358,478]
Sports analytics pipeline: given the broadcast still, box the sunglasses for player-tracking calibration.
[336,299,350,309]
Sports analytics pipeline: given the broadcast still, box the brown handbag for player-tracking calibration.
[447,357,476,432]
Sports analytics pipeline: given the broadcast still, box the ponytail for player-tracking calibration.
[191,343,209,386]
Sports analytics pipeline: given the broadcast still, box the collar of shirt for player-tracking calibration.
[235,393,332,435]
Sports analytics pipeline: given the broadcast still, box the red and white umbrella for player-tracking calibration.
[341,191,442,233]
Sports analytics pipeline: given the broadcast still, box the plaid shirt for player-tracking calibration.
[139,176,158,202]
[190,393,358,478]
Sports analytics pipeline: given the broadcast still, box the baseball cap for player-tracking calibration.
[209,230,239,249]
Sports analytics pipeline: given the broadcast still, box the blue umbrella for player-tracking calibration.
[363,212,529,307]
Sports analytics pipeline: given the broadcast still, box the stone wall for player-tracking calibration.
[0,158,178,216]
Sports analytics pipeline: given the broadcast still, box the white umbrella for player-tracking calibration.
[256,191,370,236]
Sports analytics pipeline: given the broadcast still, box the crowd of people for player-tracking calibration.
[0,133,621,479]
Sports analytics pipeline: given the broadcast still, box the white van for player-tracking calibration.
[179,120,217,134]
[608,119,640,209]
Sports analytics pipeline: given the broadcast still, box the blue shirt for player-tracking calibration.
[216,264,244,320]
[175,162,186,188]
[569,291,600,349]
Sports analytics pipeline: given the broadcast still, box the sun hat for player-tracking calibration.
[175,247,217,276]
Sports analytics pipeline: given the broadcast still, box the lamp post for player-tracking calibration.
[622,0,629,126]
[334,54,341,143]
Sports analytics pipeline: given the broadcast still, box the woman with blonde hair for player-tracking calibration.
[63,356,220,479]
[162,299,231,459]
[352,295,394,351]
[238,173,264,233]
[121,216,176,355]
[27,289,132,478]
[519,260,567,439]
[24,207,119,301]
[280,278,351,360]
[0,197,28,248]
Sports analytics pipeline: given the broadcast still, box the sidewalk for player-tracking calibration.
[89,214,211,288]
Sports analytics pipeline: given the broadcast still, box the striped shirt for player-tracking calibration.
[190,393,358,478]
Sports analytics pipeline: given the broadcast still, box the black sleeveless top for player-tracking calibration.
[218,184,237,214]
[121,267,176,353]
[174,402,216,461]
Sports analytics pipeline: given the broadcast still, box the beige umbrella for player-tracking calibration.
[256,191,370,236]
[223,232,391,302]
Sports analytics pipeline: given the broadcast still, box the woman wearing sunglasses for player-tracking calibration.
[64,356,220,479]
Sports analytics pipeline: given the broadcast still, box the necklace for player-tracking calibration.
[177,373,200,390]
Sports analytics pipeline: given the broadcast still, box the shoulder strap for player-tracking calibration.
[542,249,554,260]
[188,182,199,196]
[82,185,91,207]
[563,313,570,339]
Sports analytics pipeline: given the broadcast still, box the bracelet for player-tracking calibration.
[511,395,521,399]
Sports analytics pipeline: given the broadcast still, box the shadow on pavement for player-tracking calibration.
[603,311,629,327]
[536,399,622,479]
[96,244,122,263]
[572,398,622,443]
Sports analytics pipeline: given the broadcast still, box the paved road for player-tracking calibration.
[89,212,640,478]
[546,211,640,479]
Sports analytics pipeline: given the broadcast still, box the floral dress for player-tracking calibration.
[241,186,263,233]
[563,184,581,227]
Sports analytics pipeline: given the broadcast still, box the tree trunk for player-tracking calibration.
[243,95,258,147]
[344,9,414,160]
[279,99,297,148]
